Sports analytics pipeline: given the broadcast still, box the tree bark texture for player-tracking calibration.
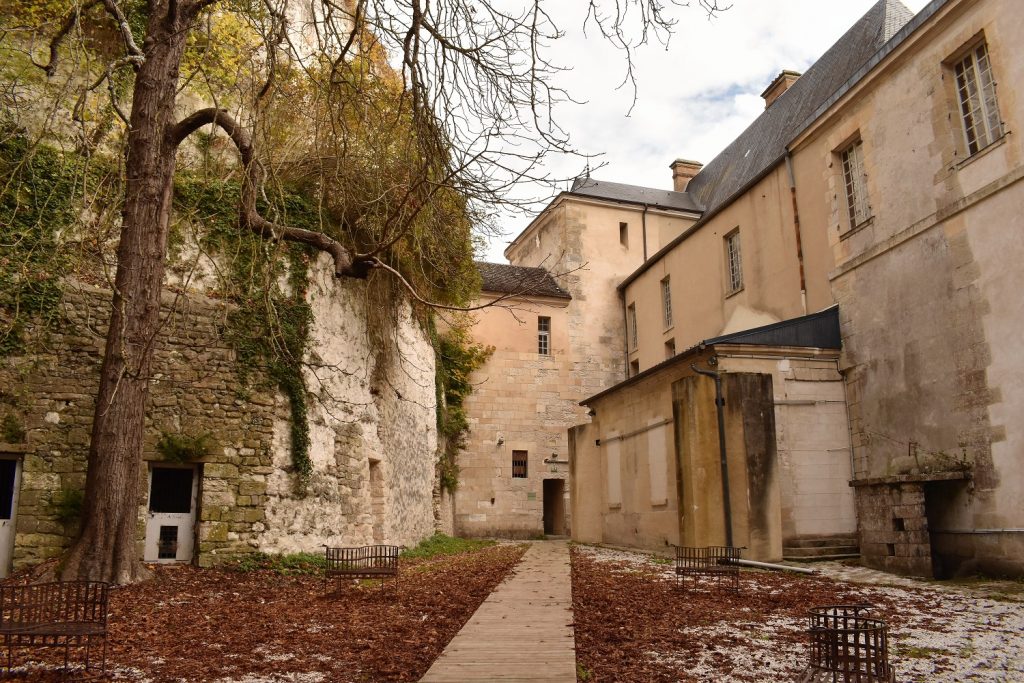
[61,8,190,584]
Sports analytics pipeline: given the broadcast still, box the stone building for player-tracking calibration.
[454,184,698,538]
[0,257,440,575]
[493,0,1023,577]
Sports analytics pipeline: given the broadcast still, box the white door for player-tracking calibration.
[144,466,198,563]
[0,459,21,578]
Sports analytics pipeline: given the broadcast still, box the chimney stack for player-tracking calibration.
[761,70,801,108]
[670,159,703,192]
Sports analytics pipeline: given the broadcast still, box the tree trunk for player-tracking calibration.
[61,8,190,584]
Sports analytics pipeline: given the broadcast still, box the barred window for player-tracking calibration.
[627,303,638,350]
[538,316,550,355]
[954,41,1002,155]
[841,140,871,228]
[512,450,528,478]
[725,230,743,294]
[661,277,673,329]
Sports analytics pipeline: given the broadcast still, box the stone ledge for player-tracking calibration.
[849,470,971,487]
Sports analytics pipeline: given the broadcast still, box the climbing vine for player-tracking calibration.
[432,322,493,493]
[173,176,318,481]
[0,123,82,354]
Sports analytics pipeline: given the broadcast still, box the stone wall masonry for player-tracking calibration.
[1,259,439,571]
[854,482,932,577]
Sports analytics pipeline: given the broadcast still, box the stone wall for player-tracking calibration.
[853,481,932,577]
[0,259,439,571]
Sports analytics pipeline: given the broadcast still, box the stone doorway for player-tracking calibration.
[543,479,565,536]
[0,457,21,578]
[144,465,199,563]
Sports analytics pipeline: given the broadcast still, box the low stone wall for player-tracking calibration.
[0,265,439,571]
[853,481,932,577]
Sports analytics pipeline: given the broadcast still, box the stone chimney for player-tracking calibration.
[670,159,703,192]
[761,70,801,108]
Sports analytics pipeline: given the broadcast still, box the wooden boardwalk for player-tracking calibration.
[420,541,577,682]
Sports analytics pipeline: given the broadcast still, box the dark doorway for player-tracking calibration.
[543,479,565,536]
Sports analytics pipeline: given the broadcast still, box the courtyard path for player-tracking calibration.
[419,540,577,682]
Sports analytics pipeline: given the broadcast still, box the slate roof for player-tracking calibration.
[476,261,571,299]
[580,307,841,406]
[684,0,916,216]
[568,177,702,213]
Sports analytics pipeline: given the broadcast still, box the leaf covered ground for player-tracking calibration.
[5,542,525,682]
[571,545,1024,683]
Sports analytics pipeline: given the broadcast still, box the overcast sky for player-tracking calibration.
[482,0,927,262]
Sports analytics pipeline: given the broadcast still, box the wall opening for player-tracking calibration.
[0,458,21,578]
[144,465,199,563]
[543,479,565,535]
[369,458,385,543]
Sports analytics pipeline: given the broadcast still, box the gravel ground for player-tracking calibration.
[573,545,1024,682]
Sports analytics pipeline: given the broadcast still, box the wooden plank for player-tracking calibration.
[420,541,576,683]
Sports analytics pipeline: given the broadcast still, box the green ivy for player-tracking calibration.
[174,176,317,483]
[0,124,82,354]
[432,322,492,493]
[156,431,215,463]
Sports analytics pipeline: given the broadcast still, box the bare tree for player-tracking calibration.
[11,0,725,583]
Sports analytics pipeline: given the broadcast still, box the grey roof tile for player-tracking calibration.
[684,0,916,215]
[568,177,702,213]
[476,261,571,299]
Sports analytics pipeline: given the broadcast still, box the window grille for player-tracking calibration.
[955,42,1002,155]
[627,303,638,350]
[725,231,743,294]
[661,277,673,328]
[841,140,871,228]
[537,316,551,355]
[512,451,528,478]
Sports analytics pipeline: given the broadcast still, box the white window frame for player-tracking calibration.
[660,276,673,329]
[953,41,1003,156]
[725,230,743,295]
[537,316,551,356]
[840,139,871,228]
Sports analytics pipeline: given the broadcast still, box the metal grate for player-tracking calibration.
[800,605,895,683]
[955,41,1002,155]
[841,140,871,228]
[157,526,178,560]
[512,450,528,478]
[725,230,743,293]
[661,277,673,328]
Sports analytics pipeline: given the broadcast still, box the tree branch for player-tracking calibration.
[171,107,370,278]
[32,0,102,76]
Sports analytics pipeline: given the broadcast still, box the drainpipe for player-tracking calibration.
[641,203,649,261]
[784,151,807,315]
[691,362,733,547]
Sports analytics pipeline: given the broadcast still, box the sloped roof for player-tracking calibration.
[684,0,916,215]
[568,177,702,213]
[579,307,841,406]
[476,261,571,299]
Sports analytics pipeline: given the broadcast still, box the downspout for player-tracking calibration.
[784,151,807,314]
[691,362,733,547]
[641,203,649,261]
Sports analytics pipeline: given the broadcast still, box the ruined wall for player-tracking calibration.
[0,260,439,571]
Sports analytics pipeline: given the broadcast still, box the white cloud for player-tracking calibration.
[482,0,928,262]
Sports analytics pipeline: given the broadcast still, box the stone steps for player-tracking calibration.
[783,536,860,562]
